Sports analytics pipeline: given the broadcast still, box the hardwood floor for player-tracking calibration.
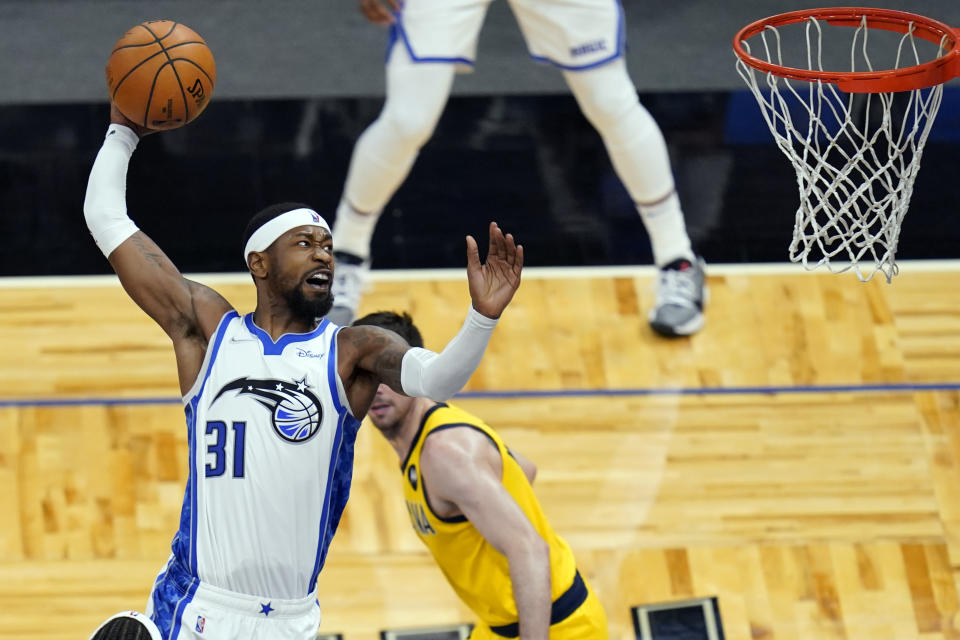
[1,265,958,639]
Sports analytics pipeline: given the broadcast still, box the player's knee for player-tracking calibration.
[381,103,439,149]
[576,83,640,133]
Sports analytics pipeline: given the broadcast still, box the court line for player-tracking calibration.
[3,382,959,408]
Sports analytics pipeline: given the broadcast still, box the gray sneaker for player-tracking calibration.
[648,256,707,337]
[327,252,370,326]
[88,611,161,640]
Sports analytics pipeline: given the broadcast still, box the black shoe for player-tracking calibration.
[88,612,161,640]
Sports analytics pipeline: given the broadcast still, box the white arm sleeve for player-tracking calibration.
[400,306,498,401]
[83,124,140,257]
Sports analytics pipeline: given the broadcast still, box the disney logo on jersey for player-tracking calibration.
[212,377,323,443]
[295,347,325,359]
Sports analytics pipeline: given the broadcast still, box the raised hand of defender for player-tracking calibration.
[466,222,524,319]
[359,0,403,25]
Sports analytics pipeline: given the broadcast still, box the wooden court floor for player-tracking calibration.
[1,264,959,639]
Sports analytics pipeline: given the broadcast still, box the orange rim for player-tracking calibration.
[733,7,960,92]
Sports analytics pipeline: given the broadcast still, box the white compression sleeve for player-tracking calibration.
[563,60,693,266]
[83,124,140,258]
[341,45,455,215]
[400,306,498,401]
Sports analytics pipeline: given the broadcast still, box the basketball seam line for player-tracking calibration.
[140,22,191,127]
[111,39,206,53]
[110,49,165,102]
[109,42,212,108]
[127,23,171,126]
[172,57,215,86]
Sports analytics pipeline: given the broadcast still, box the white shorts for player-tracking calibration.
[146,558,321,640]
[389,0,625,71]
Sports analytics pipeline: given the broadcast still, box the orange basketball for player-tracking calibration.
[106,20,216,130]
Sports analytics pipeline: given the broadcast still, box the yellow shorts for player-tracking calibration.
[468,578,608,640]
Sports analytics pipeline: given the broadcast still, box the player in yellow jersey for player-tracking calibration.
[353,311,608,639]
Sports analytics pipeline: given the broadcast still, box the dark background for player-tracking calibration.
[2,1,958,276]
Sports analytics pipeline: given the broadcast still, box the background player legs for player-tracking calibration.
[328,46,456,326]
[563,59,707,336]
[330,48,706,336]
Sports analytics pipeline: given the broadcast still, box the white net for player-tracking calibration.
[735,16,947,281]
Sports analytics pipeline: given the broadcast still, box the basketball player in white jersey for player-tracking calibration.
[82,103,523,640]
[330,0,706,337]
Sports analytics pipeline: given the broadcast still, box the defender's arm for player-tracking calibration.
[421,434,551,640]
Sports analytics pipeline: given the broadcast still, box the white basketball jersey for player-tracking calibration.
[170,311,361,600]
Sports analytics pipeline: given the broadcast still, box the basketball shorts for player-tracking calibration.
[468,571,609,639]
[146,558,321,640]
[389,0,625,71]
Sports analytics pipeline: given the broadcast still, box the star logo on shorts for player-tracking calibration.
[259,602,274,616]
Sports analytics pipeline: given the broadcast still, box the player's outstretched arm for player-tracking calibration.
[84,105,233,388]
[421,434,551,640]
[338,222,523,415]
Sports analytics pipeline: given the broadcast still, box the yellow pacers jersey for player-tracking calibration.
[400,402,578,629]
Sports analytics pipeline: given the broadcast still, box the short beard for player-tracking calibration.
[284,285,333,323]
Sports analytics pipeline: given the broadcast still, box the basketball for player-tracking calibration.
[105,20,216,130]
[273,395,321,442]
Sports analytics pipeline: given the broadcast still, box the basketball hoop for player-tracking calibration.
[733,7,960,281]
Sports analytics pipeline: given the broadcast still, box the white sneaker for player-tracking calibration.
[327,252,370,326]
[648,256,707,337]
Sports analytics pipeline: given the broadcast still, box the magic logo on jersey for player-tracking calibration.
[212,377,323,443]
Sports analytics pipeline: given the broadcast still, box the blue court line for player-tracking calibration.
[456,382,960,399]
[2,382,959,408]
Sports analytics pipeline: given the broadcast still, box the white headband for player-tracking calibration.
[243,208,331,265]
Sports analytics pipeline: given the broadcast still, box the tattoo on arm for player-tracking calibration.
[111,235,233,342]
[348,326,409,391]
[131,234,168,270]
[372,344,405,390]
[186,280,234,340]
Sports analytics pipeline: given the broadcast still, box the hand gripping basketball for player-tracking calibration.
[106,20,216,130]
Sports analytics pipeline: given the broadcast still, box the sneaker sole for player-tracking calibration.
[649,284,709,337]
[649,311,705,337]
